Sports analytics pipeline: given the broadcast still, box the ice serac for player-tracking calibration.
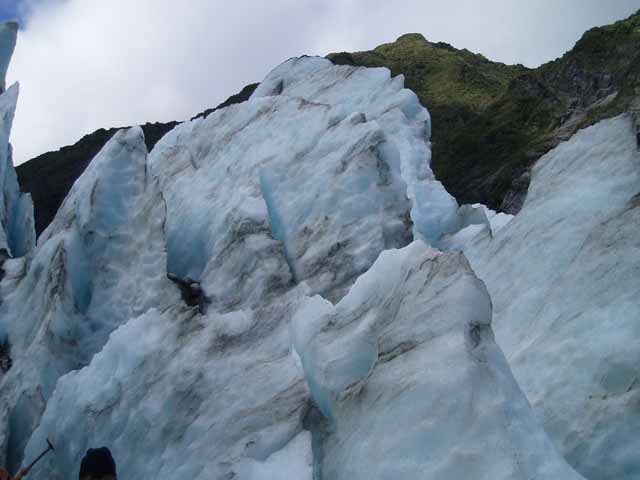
[150,56,457,305]
[0,22,35,261]
[23,240,585,480]
[462,114,640,479]
[0,22,17,94]
[0,83,35,259]
[0,128,177,471]
[24,302,312,480]
[291,241,583,480]
[440,203,513,252]
[1,52,603,479]
[252,57,460,246]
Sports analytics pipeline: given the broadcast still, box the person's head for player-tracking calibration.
[79,447,116,480]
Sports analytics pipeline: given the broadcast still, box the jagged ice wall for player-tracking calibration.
[0,22,639,480]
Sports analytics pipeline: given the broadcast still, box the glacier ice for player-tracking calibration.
[252,57,460,245]
[440,203,513,251]
[23,242,584,480]
[0,21,35,261]
[0,22,16,94]
[23,303,312,480]
[0,84,35,260]
[460,114,640,479]
[149,56,463,305]
[291,241,582,480]
[0,127,177,471]
[0,29,620,479]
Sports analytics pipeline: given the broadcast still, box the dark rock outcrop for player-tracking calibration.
[167,273,211,314]
[190,83,258,121]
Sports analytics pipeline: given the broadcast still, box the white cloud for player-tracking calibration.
[5,0,640,165]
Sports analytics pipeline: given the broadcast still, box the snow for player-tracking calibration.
[461,114,640,479]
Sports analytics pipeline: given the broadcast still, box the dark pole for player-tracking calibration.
[21,438,54,476]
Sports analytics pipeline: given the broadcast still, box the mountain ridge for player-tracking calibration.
[16,9,640,236]
[328,9,640,212]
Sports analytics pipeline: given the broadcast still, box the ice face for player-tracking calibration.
[0,84,35,259]
[149,57,457,305]
[291,241,583,480]
[462,114,640,479]
[0,28,36,467]
[252,57,460,245]
[0,22,35,261]
[0,128,178,471]
[0,22,17,94]
[23,242,584,480]
[0,50,604,479]
[23,303,312,480]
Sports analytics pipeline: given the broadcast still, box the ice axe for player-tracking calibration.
[21,438,54,476]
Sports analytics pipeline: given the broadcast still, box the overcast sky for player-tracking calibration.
[2,0,639,165]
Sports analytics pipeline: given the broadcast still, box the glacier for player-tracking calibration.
[148,55,462,306]
[23,302,313,480]
[291,242,582,480]
[0,22,16,95]
[0,84,35,261]
[0,21,34,261]
[21,241,584,480]
[454,114,640,480]
[1,18,638,480]
[0,126,177,472]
